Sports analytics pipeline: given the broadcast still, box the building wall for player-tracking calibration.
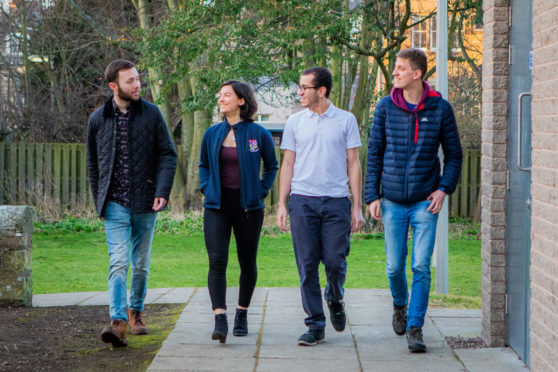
[529,1,558,370]
[480,0,509,347]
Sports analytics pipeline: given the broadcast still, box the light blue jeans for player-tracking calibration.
[104,202,157,321]
[381,198,438,329]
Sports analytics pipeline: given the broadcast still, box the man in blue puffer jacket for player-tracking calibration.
[364,48,463,353]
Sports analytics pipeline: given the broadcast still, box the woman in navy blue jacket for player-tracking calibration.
[199,80,278,343]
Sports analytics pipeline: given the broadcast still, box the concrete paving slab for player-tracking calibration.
[351,325,448,359]
[144,288,174,303]
[431,316,482,338]
[164,323,261,346]
[153,287,195,304]
[260,324,353,347]
[156,342,258,358]
[455,348,529,372]
[149,356,256,372]
[360,358,466,371]
[346,308,391,326]
[79,291,110,305]
[174,312,263,328]
[258,345,357,360]
[428,309,481,318]
[256,356,361,372]
[32,291,101,307]
[344,288,392,296]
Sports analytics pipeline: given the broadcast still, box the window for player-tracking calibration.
[430,16,436,50]
[3,33,22,60]
[411,15,428,49]
[256,114,270,122]
[430,16,461,52]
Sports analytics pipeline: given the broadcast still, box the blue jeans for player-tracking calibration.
[104,202,157,321]
[381,198,438,329]
[289,194,351,330]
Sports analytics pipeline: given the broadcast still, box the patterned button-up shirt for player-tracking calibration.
[108,100,132,208]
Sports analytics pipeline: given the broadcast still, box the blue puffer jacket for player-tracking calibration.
[199,120,278,210]
[364,84,463,205]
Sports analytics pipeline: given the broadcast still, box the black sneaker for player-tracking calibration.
[327,300,346,332]
[406,326,426,352]
[392,304,407,336]
[233,308,248,336]
[211,313,228,343]
[298,328,325,346]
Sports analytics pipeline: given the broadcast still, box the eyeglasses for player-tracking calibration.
[297,84,318,93]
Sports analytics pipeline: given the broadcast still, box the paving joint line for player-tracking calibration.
[252,287,270,372]
[183,287,198,308]
[346,309,364,372]
[75,292,102,306]
[150,287,175,304]
[429,316,469,372]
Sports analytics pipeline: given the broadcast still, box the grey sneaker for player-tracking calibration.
[298,328,325,346]
[392,304,407,336]
[327,300,346,332]
[406,326,426,352]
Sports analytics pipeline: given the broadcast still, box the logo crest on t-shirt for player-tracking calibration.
[248,139,259,152]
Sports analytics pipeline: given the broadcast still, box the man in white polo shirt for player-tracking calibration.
[276,66,364,346]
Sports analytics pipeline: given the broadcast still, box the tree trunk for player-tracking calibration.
[341,58,357,111]
[134,0,171,127]
[18,0,31,130]
[330,45,343,107]
[169,75,195,210]
[185,74,211,208]
[351,11,376,132]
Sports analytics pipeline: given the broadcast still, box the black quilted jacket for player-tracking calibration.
[86,98,177,217]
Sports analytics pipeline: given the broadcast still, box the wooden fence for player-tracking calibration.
[449,149,481,219]
[0,143,480,218]
[0,142,90,208]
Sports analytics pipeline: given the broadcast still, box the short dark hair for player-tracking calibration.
[396,48,427,80]
[302,67,332,98]
[104,59,135,84]
[220,80,258,122]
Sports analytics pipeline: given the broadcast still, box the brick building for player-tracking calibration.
[482,0,558,369]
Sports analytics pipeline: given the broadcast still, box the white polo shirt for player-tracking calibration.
[281,102,361,197]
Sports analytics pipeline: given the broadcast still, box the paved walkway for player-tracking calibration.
[33,288,529,372]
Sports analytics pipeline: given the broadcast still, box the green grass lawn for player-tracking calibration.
[33,230,480,308]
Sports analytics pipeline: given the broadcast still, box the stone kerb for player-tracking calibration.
[0,205,33,307]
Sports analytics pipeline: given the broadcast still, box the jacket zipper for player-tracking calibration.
[233,125,248,212]
[107,117,117,197]
[414,113,419,143]
[128,111,133,208]
[404,112,413,200]
[214,125,226,209]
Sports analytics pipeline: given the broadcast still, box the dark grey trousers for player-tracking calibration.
[288,194,351,330]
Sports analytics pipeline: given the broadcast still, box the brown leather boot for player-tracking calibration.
[101,319,127,347]
[128,308,148,335]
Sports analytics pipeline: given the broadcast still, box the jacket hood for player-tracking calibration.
[390,81,441,112]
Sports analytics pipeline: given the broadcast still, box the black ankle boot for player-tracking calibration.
[233,308,248,336]
[211,313,228,343]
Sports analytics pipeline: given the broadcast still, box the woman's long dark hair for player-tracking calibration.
[220,80,258,122]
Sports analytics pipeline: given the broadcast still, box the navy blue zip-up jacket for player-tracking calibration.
[364,83,463,205]
[199,120,278,210]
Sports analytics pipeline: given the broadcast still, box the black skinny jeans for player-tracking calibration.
[203,188,264,310]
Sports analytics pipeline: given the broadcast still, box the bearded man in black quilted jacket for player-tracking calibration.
[86,59,177,347]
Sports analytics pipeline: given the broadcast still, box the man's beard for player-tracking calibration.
[117,85,139,102]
